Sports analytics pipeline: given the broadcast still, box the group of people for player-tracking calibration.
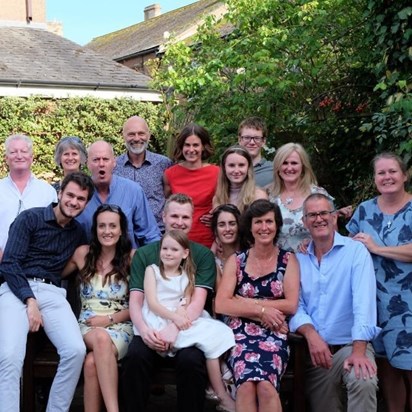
[0,114,410,412]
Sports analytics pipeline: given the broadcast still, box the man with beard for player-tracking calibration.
[114,116,172,232]
[0,172,94,412]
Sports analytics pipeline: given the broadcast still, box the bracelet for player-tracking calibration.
[107,314,114,324]
[260,306,265,319]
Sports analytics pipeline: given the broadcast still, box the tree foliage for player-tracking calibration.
[150,0,411,206]
[0,96,168,181]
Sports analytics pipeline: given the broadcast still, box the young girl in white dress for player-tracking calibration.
[142,230,236,412]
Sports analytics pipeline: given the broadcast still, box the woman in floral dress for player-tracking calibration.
[215,199,300,412]
[347,152,412,412]
[64,204,134,412]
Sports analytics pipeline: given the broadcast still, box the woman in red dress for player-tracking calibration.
[163,124,219,248]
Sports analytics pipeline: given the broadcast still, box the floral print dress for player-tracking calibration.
[347,198,412,369]
[227,249,291,391]
[79,274,133,360]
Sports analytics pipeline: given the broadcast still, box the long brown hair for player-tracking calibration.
[159,230,195,297]
[79,204,132,286]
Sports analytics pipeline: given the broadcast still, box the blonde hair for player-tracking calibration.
[214,145,257,213]
[159,230,195,296]
[270,143,318,197]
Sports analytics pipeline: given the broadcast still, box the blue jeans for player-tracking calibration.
[0,281,86,412]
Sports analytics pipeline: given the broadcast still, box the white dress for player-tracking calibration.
[142,264,235,359]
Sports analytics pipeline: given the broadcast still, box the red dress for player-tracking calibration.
[164,164,219,247]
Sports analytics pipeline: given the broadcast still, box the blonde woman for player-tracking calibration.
[269,142,351,252]
[213,145,267,213]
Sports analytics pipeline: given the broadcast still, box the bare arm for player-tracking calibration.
[143,266,191,329]
[129,290,167,351]
[163,174,171,198]
[353,233,412,262]
[61,245,89,278]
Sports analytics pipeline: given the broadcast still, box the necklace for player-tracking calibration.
[97,259,112,274]
[252,247,279,276]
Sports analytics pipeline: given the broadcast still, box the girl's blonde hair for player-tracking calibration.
[270,143,318,197]
[159,230,195,296]
[214,145,257,213]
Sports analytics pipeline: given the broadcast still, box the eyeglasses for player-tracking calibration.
[240,135,264,144]
[304,210,335,220]
[97,204,122,214]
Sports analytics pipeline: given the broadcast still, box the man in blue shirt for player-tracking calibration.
[76,140,161,248]
[114,116,172,232]
[289,193,381,412]
[0,172,94,412]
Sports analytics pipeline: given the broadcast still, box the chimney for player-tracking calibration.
[144,4,161,21]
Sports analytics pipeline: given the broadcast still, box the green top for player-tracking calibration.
[129,240,216,292]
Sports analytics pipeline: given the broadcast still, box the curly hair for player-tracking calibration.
[79,204,132,287]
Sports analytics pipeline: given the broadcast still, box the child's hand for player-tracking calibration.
[173,313,192,330]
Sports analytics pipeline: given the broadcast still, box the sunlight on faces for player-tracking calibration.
[216,211,239,245]
[224,153,249,185]
[96,211,122,247]
[160,234,189,270]
[182,135,203,164]
[279,151,303,185]
[87,142,116,185]
[123,117,150,155]
[162,202,193,234]
[58,181,89,219]
[251,211,277,245]
[5,139,33,172]
[60,148,81,174]
[238,126,265,160]
[303,198,337,240]
[374,158,407,195]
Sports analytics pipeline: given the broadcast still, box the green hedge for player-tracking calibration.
[0,96,168,181]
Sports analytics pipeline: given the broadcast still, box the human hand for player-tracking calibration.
[337,205,353,219]
[26,298,43,332]
[352,232,378,254]
[173,312,192,330]
[85,315,111,328]
[297,238,311,254]
[306,332,332,369]
[141,327,168,352]
[199,210,213,227]
[159,323,179,349]
[261,307,285,331]
[343,352,377,379]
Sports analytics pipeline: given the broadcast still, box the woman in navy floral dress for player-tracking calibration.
[216,200,300,412]
[347,153,412,412]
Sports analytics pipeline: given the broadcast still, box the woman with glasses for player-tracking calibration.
[163,124,219,248]
[215,199,300,412]
[347,153,412,412]
[53,136,87,192]
[268,142,351,252]
[63,204,134,412]
[213,146,267,214]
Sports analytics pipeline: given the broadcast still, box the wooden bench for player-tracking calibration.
[22,330,306,412]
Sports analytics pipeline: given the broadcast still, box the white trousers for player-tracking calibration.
[0,281,86,412]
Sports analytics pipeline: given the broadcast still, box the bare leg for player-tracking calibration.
[256,381,282,412]
[206,359,235,411]
[84,328,119,412]
[404,370,412,411]
[83,352,103,412]
[377,358,406,412]
[236,382,258,412]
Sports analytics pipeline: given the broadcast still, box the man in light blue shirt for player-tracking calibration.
[289,193,381,412]
[76,141,161,248]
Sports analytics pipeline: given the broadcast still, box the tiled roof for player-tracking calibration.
[0,26,151,88]
[87,0,225,61]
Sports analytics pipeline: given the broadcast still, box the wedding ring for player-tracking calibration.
[273,322,278,327]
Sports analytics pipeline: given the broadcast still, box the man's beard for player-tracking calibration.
[126,141,148,155]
